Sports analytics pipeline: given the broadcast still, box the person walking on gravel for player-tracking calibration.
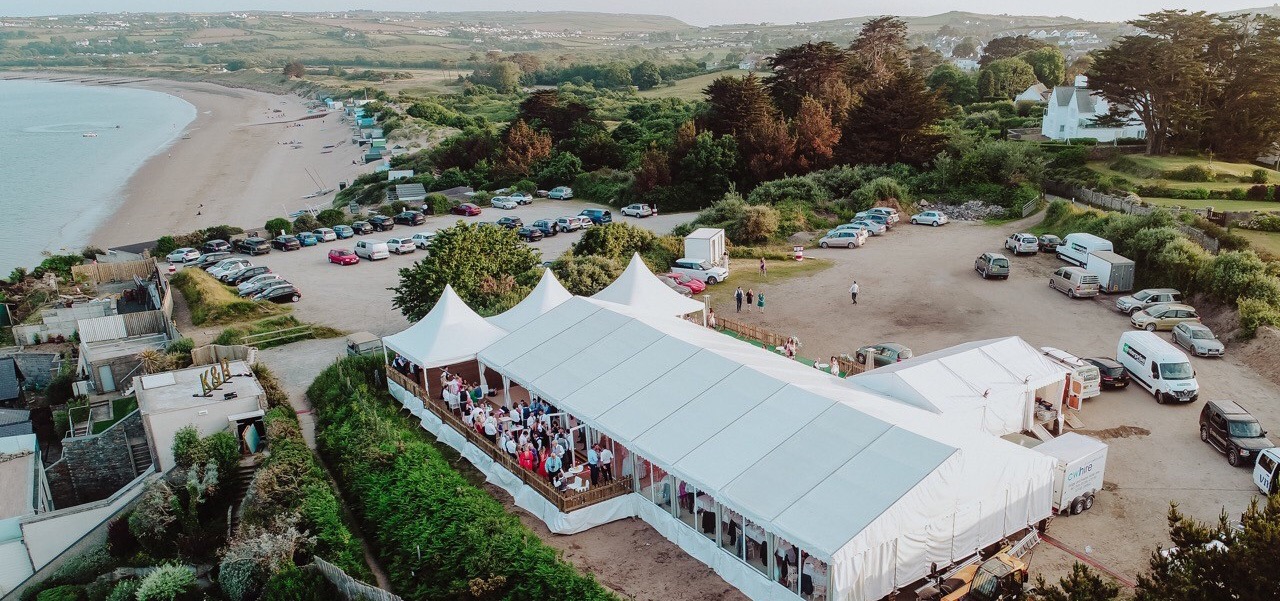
[849,280,859,304]
[735,287,744,313]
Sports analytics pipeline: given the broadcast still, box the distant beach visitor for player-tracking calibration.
[850,280,859,304]
[760,257,767,276]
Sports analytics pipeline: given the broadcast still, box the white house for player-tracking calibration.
[135,361,266,472]
[1040,77,1145,142]
[950,58,979,72]
[1015,82,1051,103]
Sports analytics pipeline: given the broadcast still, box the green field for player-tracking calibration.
[1142,198,1280,212]
[1089,155,1280,192]
[640,69,749,100]
[1237,229,1280,257]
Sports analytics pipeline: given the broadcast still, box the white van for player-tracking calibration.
[1255,448,1279,495]
[1041,347,1101,400]
[1116,331,1200,404]
[354,239,390,260]
[1057,233,1113,266]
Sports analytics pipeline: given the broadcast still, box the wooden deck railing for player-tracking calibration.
[385,371,633,513]
[717,316,789,349]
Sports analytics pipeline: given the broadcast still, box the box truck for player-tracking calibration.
[1057,233,1113,266]
[1033,432,1108,516]
[1085,250,1135,293]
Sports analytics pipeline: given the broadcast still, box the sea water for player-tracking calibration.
[0,79,196,275]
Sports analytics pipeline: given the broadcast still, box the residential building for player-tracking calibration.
[135,361,266,472]
[1040,77,1145,142]
[0,434,52,594]
[1015,82,1051,104]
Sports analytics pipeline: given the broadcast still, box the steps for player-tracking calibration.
[128,439,153,476]
[227,458,260,534]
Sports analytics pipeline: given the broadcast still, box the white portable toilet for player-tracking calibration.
[684,228,726,267]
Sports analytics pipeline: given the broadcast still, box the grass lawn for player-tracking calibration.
[91,396,138,435]
[214,315,343,349]
[702,256,833,311]
[170,268,288,326]
[1236,229,1280,257]
[1142,197,1280,212]
[639,69,749,100]
[1087,155,1280,193]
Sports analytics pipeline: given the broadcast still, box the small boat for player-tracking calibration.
[82,132,98,138]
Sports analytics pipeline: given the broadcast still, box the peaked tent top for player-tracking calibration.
[591,253,705,316]
[486,269,573,332]
[382,284,509,368]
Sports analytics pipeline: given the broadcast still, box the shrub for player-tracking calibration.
[154,236,180,256]
[1247,185,1269,200]
[572,169,633,205]
[45,547,118,588]
[134,563,195,601]
[315,209,347,227]
[171,426,203,469]
[35,585,84,601]
[1239,297,1280,338]
[166,337,194,358]
[727,204,780,244]
[292,214,320,234]
[1165,164,1215,182]
[263,218,291,236]
[203,431,241,477]
[104,581,139,601]
[552,255,623,296]
[853,177,909,210]
[107,517,140,558]
[745,176,827,206]
[259,565,336,601]
[423,193,452,215]
[572,223,657,262]
[1251,168,1269,184]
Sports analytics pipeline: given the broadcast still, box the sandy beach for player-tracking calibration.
[12,77,373,249]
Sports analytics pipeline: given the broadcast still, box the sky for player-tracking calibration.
[8,1,1268,26]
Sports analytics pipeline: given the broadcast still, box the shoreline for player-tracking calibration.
[3,73,367,250]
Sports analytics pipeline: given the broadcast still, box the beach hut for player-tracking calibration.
[363,149,384,164]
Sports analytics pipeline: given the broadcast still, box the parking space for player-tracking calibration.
[186,200,687,336]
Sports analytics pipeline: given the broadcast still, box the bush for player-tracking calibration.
[315,209,347,227]
[35,586,84,601]
[572,223,657,262]
[104,581,139,601]
[134,563,195,601]
[263,218,290,236]
[45,547,119,588]
[107,517,140,558]
[171,426,203,469]
[1239,297,1280,338]
[1247,185,1270,201]
[745,177,827,206]
[423,193,452,215]
[259,565,336,601]
[1165,164,1215,182]
[572,169,633,205]
[203,431,241,477]
[292,214,320,234]
[1251,168,1269,184]
[727,205,780,244]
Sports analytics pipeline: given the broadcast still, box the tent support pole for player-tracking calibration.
[502,375,511,407]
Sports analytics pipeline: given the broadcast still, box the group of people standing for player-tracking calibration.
[733,287,766,313]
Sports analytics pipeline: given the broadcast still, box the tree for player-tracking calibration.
[741,116,796,184]
[291,213,319,234]
[470,61,521,93]
[391,222,540,320]
[702,73,775,136]
[496,120,552,180]
[840,70,948,166]
[534,151,583,189]
[927,64,979,105]
[551,255,622,296]
[264,218,290,236]
[1019,46,1066,87]
[977,58,1039,99]
[952,37,980,59]
[282,59,305,79]
[514,90,597,144]
[676,132,741,201]
[316,208,346,228]
[631,61,662,90]
[847,16,911,91]
[979,35,1049,67]
[728,205,780,244]
[909,45,944,74]
[572,223,657,262]
[1202,15,1280,160]
[766,41,854,117]
[1030,563,1121,601]
[791,96,841,172]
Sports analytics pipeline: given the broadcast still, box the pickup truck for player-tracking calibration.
[670,258,729,285]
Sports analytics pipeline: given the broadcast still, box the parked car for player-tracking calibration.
[1200,400,1274,467]
[621,203,654,218]
[491,196,520,210]
[579,208,613,225]
[333,225,354,239]
[354,239,390,260]
[369,215,396,231]
[659,272,706,294]
[529,219,559,237]
[819,229,869,249]
[517,227,544,242]
[535,189,550,198]
[235,237,272,256]
[166,248,200,263]
[548,186,574,200]
[328,248,360,265]
[297,232,319,247]
[556,216,589,232]
[451,203,482,216]
[202,239,232,254]
[864,207,901,224]
[496,216,523,229]
[272,235,301,251]
[194,252,231,269]
[856,212,893,229]
[975,252,1011,279]
[1049,266,1100,298]
[851,220,886,236]
[829,222,868,234]
[253,283,301,304]
[393,211,425,226]
[1037,234,1062,253]
[658,275,693,296]
[238,273,286,295]
[1083,357,1130,389]
[510,192,534,204]
[218,265,256,283]
[909,211,949,226]
[350,221,373,235]
[1131,303,1200,332]
[227,265,270,285]
[1115,288,1184,315]
[856,343,913,368]
[208,259,251,279]
[1173,322,1224,357]
[1004,233,1039,255]
[671,258,728,285]
[386,237,416,254]
[313,227,337,242]
[410,231,436,249]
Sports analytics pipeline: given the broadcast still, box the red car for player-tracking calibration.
[451,203,482,216]
[328,249,359,265]
[660,272,706,294]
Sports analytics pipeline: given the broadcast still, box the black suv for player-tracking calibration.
[202,239,231,254]
[394,211,425,226]
[351,221,374,235]
[1084,357,1129,389]
[369,215,395,231]
[1200,400,1273,467]
[272,235,301,251]
[236,237,272,256]
[496,216,523,229]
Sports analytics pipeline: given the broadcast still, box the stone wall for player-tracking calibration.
[61,410,144,503]
[44,459,80,508]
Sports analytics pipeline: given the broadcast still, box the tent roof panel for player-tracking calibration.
[561,335,701,417]
[480,300,598,367]
[486,269,573,332]
[591,253,705,316]
[382,285,508,368]
[530,320,666,401]
[596,350,740,441]
[502,309,631,383]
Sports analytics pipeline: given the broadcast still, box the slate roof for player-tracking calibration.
[0,358,18,402]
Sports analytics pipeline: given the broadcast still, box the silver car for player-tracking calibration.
[1115,288,1183,315]
[238,273,287,296]
[851,220,886,236]
[1173,322,1224,357]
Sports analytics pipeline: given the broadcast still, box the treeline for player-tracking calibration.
[469,52,705,93]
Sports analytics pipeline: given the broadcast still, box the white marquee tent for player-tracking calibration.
[591,253,705,317]
[485,268,572,332]
[381,284,508,369]
[466,298,1054,601]
[850,337,1070,437]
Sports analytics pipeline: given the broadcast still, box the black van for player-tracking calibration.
[236,237,272,256]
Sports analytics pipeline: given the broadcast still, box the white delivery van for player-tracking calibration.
[1057,233,1114,266]
[1041,347,1101,401]
[1032,432,1108,516]
[354,239,390,260]
[1255,448,1279,495]
[1117,331,1200,404]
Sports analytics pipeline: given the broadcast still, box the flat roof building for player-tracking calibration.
[135,361,266,472]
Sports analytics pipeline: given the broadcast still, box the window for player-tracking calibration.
[1229,420,1263,438]
[1259,453,1277,475]
[1160,362,1194,380]
[1211,413,1226,429]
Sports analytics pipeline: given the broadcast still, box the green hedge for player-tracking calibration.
[308,356,616,601]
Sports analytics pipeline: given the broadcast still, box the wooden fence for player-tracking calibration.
[311,556,402,601]
[386,370,633,513]
[717,316,789,349]
[71,258,157,285]
[238,325,313,348]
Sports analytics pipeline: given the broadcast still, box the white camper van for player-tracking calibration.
[1255,448,1279,495]
[1041,347,1101,400]
[1032,433,1108,516]
[1117,331,1200,404]
[1057,233,1114,267]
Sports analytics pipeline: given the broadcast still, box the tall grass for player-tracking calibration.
[170,269,287,326]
